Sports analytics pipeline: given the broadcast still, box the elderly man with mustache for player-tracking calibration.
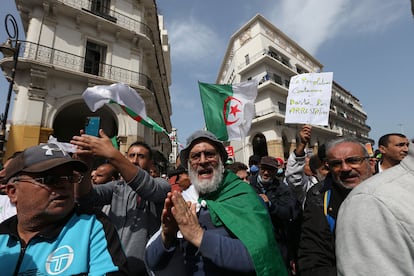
[296,137,374,276]
[145,130,287,276]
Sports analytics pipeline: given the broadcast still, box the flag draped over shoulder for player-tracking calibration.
[198,80,258,141]
[199,171,288,276]
[82,83,168,134]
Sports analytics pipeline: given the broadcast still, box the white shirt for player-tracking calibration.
[0,195,16,223]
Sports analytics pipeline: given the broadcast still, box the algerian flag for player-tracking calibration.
[82,83,168,134]
[198,80,258,141]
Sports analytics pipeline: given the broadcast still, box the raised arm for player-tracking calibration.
[71,129,139,197]
[284,124,312,205]
[73,129,138,180]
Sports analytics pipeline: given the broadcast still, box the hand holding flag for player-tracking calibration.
[82,83,168,135]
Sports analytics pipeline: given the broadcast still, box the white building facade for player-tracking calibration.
[0,0,172,162]
[217,14,372,163]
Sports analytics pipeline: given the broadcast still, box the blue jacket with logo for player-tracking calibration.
[0,207,128,275]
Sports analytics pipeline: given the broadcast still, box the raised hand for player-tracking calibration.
[161,192,179,248]
[170,191,204,248]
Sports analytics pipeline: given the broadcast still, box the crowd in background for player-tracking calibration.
[0,125,412,275]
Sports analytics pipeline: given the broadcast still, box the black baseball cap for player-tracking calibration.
[5,143,88,181]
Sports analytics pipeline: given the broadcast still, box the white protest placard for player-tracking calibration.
[285,72,333,125]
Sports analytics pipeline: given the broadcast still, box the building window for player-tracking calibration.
[272,73,283,85]
[267,49,279,60]
[281,56,291,68]
[278,102,286,114]
[296,65,308,74]
[84,41,107,76]
[267,47,291,68]
[91,0,110,15]
[245,54,250,65]
[284,79,290,88]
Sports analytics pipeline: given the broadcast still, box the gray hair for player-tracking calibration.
[325,136,369,158]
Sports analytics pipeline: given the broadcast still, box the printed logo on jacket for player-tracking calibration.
[45,245,74,275]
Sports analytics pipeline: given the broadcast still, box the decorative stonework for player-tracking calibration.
[28,87,48,100]
[263,25,275,40]
[239,29,251,46]
[75,14,81,28]
[29,68,47,100]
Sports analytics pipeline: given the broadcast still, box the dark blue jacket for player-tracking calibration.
[145,206,255,275]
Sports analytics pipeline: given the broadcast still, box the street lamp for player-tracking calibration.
[0,14,20,158]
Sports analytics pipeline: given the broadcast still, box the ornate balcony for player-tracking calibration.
[58,0,154,42]
[14,40,154,92]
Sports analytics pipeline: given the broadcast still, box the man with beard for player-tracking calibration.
[145,130,287,275]
[296,137,374,276]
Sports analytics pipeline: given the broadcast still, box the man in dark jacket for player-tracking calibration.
[146,130,287,275]
[297,137,374,276]
[250,156,301,269]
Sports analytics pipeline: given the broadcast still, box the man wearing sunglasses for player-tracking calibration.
[297,137,374,276]
[0,143,128,275]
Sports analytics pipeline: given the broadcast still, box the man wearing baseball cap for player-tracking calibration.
[146,130,287,275]
[0,143,128,275]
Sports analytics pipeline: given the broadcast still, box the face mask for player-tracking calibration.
[276,168,284,175]
[250,165,259,173]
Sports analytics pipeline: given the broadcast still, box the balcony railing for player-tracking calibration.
[237,49,296,74]
[58,0,153,42]
[18,40,154,92]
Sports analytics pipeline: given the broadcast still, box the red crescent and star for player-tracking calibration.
[223,96,242,125]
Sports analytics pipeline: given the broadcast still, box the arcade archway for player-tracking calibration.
[53,102,118,142]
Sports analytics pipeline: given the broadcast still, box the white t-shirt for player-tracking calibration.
[0,195,16,223]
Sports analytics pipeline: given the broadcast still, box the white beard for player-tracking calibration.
[189,159,224,195]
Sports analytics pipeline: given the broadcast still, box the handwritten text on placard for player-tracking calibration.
[285,72,333,125]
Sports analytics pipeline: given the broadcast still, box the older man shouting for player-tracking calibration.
[146,130,287,275]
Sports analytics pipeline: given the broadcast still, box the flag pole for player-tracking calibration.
[239,124,247,164]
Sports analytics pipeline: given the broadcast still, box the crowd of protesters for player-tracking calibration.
[0,124,411,275]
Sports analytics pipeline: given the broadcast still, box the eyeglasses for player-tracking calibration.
[128,153,147,159]
[12,175,83,188]
[259,166,277,172]
[327,156,369,170]
[189,150,218,164]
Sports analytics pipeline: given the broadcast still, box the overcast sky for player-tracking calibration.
[1,0,413,148]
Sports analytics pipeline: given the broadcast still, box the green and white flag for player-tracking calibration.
[198,80,258,141]
[82,83,168,135]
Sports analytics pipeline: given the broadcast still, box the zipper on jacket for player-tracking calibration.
[12,244,27,276]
